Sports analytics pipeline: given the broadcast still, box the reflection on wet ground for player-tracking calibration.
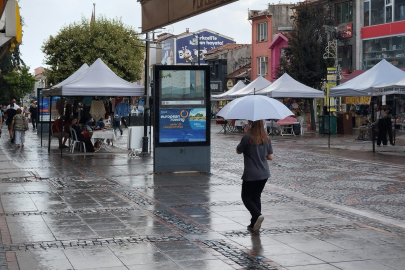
[0,125,405,269]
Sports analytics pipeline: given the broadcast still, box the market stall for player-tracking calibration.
[256,73,324,131]
[42,58,146,156]
[228,76,271,98]
[211,80,246,113]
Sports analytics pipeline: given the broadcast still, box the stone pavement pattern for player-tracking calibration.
[0,125,404,270]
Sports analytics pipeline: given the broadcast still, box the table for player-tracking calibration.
[91,130,116,148]
[278,123,295,136]
[264,120,281,136]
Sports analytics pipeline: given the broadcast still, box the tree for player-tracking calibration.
[2,65,36,103]
[42,17,145,85]
[277,1,335,89]
[0,46,35,104]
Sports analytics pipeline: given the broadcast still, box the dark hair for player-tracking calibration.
[16,108,22,114]
[248,120,270,145]
[9,103,14,107]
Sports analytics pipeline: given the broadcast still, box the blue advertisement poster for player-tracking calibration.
[159,108,206,143]
[161,39,176,65]
[176,31,234,64]
[38,89,60,122]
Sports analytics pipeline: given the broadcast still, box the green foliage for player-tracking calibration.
[42,16,145,85]
[2,65,36,102]
[0,46,35,104]
[277,1,335,89]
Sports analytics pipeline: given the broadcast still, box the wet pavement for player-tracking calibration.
[0,123,405,270]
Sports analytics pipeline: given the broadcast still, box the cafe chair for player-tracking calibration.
[70,127,86,153]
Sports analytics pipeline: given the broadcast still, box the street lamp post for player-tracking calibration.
[139,32,150,157]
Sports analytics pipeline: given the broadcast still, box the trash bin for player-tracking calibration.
[293,122,301,135]
[319,116,338,134]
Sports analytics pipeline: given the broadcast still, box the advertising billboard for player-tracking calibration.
[176,31,234,64]
[37,89,60,123]
[161,38,176,65]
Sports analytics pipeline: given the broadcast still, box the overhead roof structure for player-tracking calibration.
[211,80,246,100]
[330,59,405,97]
[256,73,324,98]
[228,76,271,98]
[43,58,144,97]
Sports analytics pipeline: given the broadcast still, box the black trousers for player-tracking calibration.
[386,118,393,145]
[31,116,37,129]
[241,179,267,226]
[377,119,387,146]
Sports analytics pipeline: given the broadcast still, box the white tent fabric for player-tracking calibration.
[42,64,89,96]
[256,73,324,98]
[228,76,271,97]
[330,59,405,97]
[211,80,246,100]
[46,58,145,96]
[372,77,405,96]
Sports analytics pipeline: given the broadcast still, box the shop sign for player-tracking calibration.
[344,96,371,104]
[226,79,233,90]
[337,23,352,38]
[210,81,221,92]
[141,0,238,33]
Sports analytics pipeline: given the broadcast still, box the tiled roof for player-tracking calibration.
[205,44,250,59]
[226,63,251,79]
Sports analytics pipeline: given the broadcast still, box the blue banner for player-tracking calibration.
[161,39,176,65]
[176,31,234,64]
[159,108,206,143]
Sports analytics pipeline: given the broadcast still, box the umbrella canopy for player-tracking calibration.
[216,95,294,121]
[330,59,405,97]
[256,73,324,98]
[228,76,272,97]
[372,77,405,96]
[277,116,297,125]
[211,80,246,100]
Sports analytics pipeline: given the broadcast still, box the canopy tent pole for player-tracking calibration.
[393,95,397,146]
[60,97,63,158]
[371,100,375,153]
[48,96,53,153]
[41,95,43,147]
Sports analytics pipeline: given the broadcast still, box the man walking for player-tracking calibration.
[6,103,17,143]
[6,99,20,110]
[29,103,38,130]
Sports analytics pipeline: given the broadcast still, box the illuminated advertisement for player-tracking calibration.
[159,108,206,142]
[154,66,210,146]
[37,88,60,122]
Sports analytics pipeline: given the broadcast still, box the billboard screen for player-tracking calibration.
[176,31,234,64]
[161,38,176,65]
[158,69,206,143]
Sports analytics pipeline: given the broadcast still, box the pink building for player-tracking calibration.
[249,10,272,82]
[268,33,288,82]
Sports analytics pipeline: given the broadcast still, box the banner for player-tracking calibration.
[176,31,234,64]
[161,39,176,65]
[159,108,206,143]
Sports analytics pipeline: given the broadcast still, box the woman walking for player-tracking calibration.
[236,120,273,233]
[11,108,28,148]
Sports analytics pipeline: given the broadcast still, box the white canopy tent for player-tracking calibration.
[372,77,405,96]
[256,73,324,98]
[228,76,271,98]
[211,80,246,100]
[43,58,145,97]
[48,63,89,93]
[330,59,405,97]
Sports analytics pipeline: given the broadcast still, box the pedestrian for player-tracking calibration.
[6,99,20,110]
[377,104,387,147]
[236,120,273,233]
[11,108,28,148]
[113,113,123,136]
[23,105,30,122]
[5,103,17,143]
[385,106,394,146]
[29,103,38,130]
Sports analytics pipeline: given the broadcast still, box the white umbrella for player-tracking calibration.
[216,95,294,121]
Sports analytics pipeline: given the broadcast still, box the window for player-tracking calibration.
[395,0,405,21]
[371,0,385,25]
[335,1,353,24]
[364,1,370,26]
[257,22,267,42]
[257,56,268,76]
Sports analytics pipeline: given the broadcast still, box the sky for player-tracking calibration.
[17,0,297,74]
